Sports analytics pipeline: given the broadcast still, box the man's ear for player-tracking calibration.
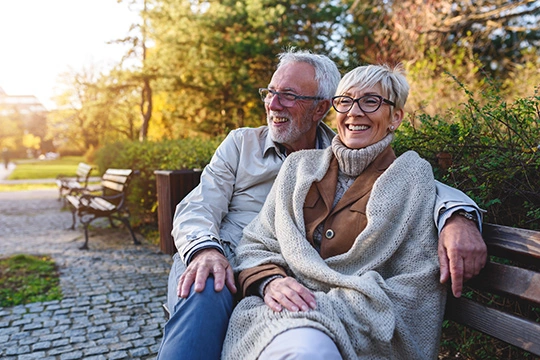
[312,99,331,122]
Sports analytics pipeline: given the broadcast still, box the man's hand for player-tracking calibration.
[263,277,317,313]
[177,248,237,298]
[438,214,487,298]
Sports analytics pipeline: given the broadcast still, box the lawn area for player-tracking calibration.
[8,156,88,180]
[0,254,61,307]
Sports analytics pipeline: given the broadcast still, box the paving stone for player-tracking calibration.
[48,345,74,356]
[60,350,84,360]
[129,347,151,358]
[32,340,52,351]
[52,338,70,347]
[9,331,30,340]
[83,344,109,356]
[12,318,32,326]
[19,351,46,360]
[108,350,129,359]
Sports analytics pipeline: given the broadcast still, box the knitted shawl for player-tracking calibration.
[222,147,447,360]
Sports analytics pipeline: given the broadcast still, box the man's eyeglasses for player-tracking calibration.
[259,88,324,108]
[331,95,395,114]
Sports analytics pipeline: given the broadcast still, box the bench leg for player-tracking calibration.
[80,223,90,250]
[120,218,140,245]
[69,209,77,230]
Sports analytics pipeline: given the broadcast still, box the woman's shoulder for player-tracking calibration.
[392,150,434,179]
[396,150,430,167]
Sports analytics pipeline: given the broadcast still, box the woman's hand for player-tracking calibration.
[264,277,317,312]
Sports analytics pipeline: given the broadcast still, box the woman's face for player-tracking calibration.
[335,83,403,149]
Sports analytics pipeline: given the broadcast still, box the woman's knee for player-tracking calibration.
[259,328,342,360]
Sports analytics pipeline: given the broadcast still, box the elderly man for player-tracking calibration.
[157,49,486,360]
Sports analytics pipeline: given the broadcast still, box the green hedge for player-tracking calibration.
[394,81,540,230]
[94,137,222,227]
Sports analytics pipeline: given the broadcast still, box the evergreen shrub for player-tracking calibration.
[394,79,539,230]
[94,136,222,228]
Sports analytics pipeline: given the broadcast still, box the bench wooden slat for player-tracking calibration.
[102,173,131,185]
[104,169,133,177]
[483,223,540,262]
[76,163,93,177]
[469,262,540,304]
[445,296,540,356]
[101,180,126,192]
[65,195,80,208]
[90,197,116,212]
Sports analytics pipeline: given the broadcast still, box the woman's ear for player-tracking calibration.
[390,108,404,131]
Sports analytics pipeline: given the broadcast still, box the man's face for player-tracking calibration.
[265,62,321,151]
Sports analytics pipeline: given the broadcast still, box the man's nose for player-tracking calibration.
[268,94,283,109]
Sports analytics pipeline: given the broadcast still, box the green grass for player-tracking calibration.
[8,156,87,180]
[0,254,62,307]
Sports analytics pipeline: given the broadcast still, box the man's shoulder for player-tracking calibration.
[228,126,269,139]
[223,126,272,154]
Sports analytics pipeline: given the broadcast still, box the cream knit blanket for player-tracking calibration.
[222,147,447,360]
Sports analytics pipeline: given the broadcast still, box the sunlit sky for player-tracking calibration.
[0,0,139,110]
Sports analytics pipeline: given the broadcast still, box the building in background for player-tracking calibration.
[0,87,50,158]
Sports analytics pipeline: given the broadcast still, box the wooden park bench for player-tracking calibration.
[56,162,94,201]
[66,168,140,250]
[444,223,540,356]
[161,223,540,357]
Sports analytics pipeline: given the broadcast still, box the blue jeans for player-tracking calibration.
[157,255,234,360]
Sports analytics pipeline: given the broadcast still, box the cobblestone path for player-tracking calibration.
[0,189,173,359]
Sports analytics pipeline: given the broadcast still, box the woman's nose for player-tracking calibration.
[348,100,365,115]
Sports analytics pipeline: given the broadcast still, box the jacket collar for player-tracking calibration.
[315,145,396,215]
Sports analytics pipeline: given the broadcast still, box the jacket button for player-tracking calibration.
[325,229,335,239]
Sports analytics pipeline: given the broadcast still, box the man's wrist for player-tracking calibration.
[185,239,225,265]
[454,210,477,224]
[438,206,483,234]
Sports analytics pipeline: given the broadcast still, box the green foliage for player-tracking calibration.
[94,137,222,226]
[0,254,61,307]
[148,0,347,136]
[394,80,540,229]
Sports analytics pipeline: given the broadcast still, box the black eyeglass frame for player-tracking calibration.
[259,88,324,107]
[331,95,395,114]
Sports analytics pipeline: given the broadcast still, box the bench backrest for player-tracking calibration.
[99,169,136,204]
[444,223,540,355]
[75,162,93,185]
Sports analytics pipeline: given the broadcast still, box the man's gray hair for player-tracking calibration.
[335,64,410,111]
[276,48,341,100]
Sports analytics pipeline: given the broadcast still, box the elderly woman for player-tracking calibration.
[221,64,447,360]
